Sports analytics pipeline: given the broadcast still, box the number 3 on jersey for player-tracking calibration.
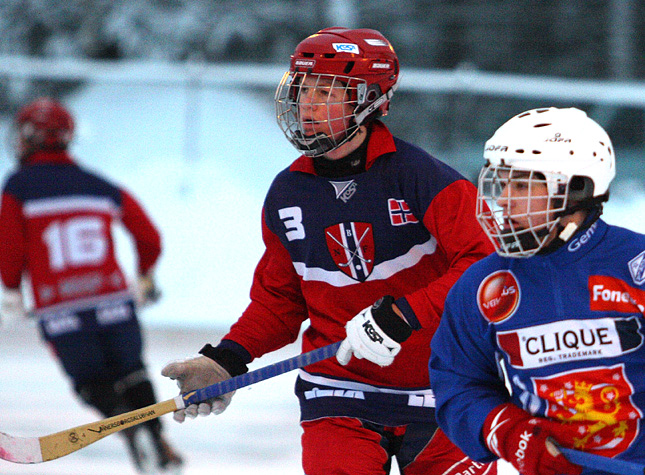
[279,206,305,241]
[43,217,108,271]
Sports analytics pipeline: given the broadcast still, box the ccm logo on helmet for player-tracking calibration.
[333,43,360,54]
[477,270,520,323]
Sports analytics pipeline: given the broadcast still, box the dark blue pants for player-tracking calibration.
[39,301,144,387]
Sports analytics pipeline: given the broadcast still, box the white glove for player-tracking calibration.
[0,288,27,327]
[336,296,412,367]
[161,355,234,422]
[136,273,161,307]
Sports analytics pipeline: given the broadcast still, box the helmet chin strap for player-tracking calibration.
[540,196,607,254]
[558,222,580,242]
[354,76,401,127]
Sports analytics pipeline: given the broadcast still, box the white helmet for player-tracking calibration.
[476,107,616,257]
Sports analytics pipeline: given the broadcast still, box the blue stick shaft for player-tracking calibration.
[181,341,342,406]
[561,448,645,475]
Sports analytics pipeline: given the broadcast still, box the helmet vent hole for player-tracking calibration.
[570,150,574,155]
[532,150,541,154]
[534,123,550,128]
[302,52,314,58]
[515,149,525,154]
[324,53,335,58]
[518,112,530,118]
[343,61,354,74]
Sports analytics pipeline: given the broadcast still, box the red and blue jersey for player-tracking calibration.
[0,151,161,315]
[430,219,645,470]
[222,121,493,425]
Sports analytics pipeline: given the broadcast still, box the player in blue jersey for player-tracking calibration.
[161,27,496,474]
[429,107,645,475]
[0,98,182,473]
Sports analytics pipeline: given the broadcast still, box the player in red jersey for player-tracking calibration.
[0,97,182,473]
[161,28,495,474]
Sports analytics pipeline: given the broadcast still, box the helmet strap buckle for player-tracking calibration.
[558,222,579,242]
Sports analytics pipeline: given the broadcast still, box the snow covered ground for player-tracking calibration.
[0,81,643,474]
[0,323,306,474]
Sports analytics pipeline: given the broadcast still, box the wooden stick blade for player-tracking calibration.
[0,342,341,464]
[1,398,180,464]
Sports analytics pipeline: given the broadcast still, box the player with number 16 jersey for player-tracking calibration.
[0,97,182,473]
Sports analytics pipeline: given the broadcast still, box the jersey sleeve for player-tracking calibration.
[399,179,494,332]
[429,274,509,462]
[222,208,308,360]
[0,191,26,289]
[119,189,162,275]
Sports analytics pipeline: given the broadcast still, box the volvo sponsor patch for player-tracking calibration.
[477,270,520,323]
[497,317,643,368]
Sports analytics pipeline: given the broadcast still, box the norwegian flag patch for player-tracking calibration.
[388,199,418,226]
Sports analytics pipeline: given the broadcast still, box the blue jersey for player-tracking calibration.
[430,219,645,471]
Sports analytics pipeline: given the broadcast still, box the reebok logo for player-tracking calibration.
[515,430,532,470]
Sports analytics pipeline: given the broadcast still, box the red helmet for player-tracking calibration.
[275,27,400,156]
[14,97,75,159]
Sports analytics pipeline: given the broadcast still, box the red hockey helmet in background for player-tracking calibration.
[275,27,401,156]
[14,97,75,160]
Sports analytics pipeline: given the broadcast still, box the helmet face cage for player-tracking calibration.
[275,71,365,157]
[476,163,569,258]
